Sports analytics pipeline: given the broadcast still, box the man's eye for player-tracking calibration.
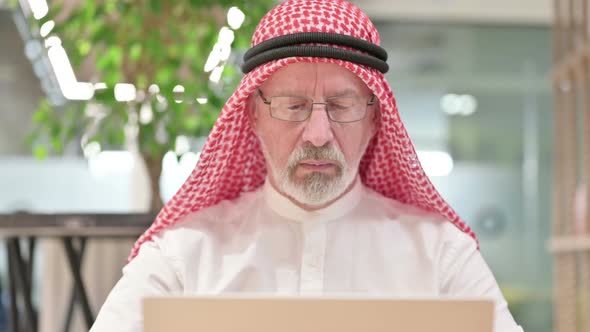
[329,102,353,110]
[286,104,307,111]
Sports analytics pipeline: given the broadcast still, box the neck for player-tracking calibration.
[268,175,358,211]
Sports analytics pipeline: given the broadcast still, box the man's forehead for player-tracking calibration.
[265,62,353,77]
[259,62,370,95]
[264,88,363,97]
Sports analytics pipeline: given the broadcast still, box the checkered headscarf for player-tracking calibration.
[129,0,476,260]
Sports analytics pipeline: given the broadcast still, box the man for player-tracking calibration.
[91,0,523,331]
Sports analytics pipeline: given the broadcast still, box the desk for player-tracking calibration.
[0,213,155,332]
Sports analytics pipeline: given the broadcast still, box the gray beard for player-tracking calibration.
[265,144,358,206]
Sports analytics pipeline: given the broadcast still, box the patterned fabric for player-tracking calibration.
[129,0,476,260]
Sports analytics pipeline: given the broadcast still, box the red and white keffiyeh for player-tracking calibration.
[129,0,476,260]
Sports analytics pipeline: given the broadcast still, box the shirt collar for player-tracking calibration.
[263,176,363,223]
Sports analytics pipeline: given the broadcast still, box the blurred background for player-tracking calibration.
[0,0,555,331]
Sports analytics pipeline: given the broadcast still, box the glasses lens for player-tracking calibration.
[270,96,312,121]
[326,97,366,122]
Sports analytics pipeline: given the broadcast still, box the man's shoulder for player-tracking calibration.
[153,187,264,252]
[360,184,469,244]
[178,187,263,228]
[361,185,440,221]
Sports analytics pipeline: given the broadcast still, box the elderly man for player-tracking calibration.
[91,0,523,331]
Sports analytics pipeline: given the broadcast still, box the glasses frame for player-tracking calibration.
[257,89,376,123]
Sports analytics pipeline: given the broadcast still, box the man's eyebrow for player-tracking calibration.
[265,88,362,97]
[265,90,309,97]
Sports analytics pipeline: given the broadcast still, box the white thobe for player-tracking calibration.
[90,177,523,332]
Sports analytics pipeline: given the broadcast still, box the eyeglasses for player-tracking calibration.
[258,89,375,123]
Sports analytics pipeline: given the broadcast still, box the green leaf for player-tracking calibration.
[222,64,236,79]
[91,25,110,43]
[96,52,112,71]
[46,3,65,21]
[183,115,200,131]
[168,44,181,59]
[106,127,125,146]
[117,1,131,15]
[136,73,148,90]
[33,145,48,160]
[51,137,63,153]
[76,40,92,56]
[184,43,199,58]
[129,43,142,61]
[108,46,123,67]
[97,46,123,71]
[25,132,37,147]
[155,67,174,84]
[32,109,48,124]
[82,0,97,21]
[105,0,117,14]
[94,87,115,103]
[149,0,162,12]
[104,71,123,86]
[172,3,185,17]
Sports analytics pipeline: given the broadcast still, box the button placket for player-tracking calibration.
[299,222,327,294]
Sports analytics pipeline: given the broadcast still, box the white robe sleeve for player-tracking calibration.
[90,238,183,332]
[439,230,524,332]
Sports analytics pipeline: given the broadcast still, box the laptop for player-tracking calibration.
[143,295,494,332]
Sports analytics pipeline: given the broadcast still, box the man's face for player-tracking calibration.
[251,62,378,207]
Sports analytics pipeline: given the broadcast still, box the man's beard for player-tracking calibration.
[264,144,358,206]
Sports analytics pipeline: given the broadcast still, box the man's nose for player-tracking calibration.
[301,104,335,147]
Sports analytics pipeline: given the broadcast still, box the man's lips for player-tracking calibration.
[299,159,336,165]
[298,160,337,171]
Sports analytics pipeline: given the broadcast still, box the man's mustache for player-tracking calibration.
[287,145,345,170]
